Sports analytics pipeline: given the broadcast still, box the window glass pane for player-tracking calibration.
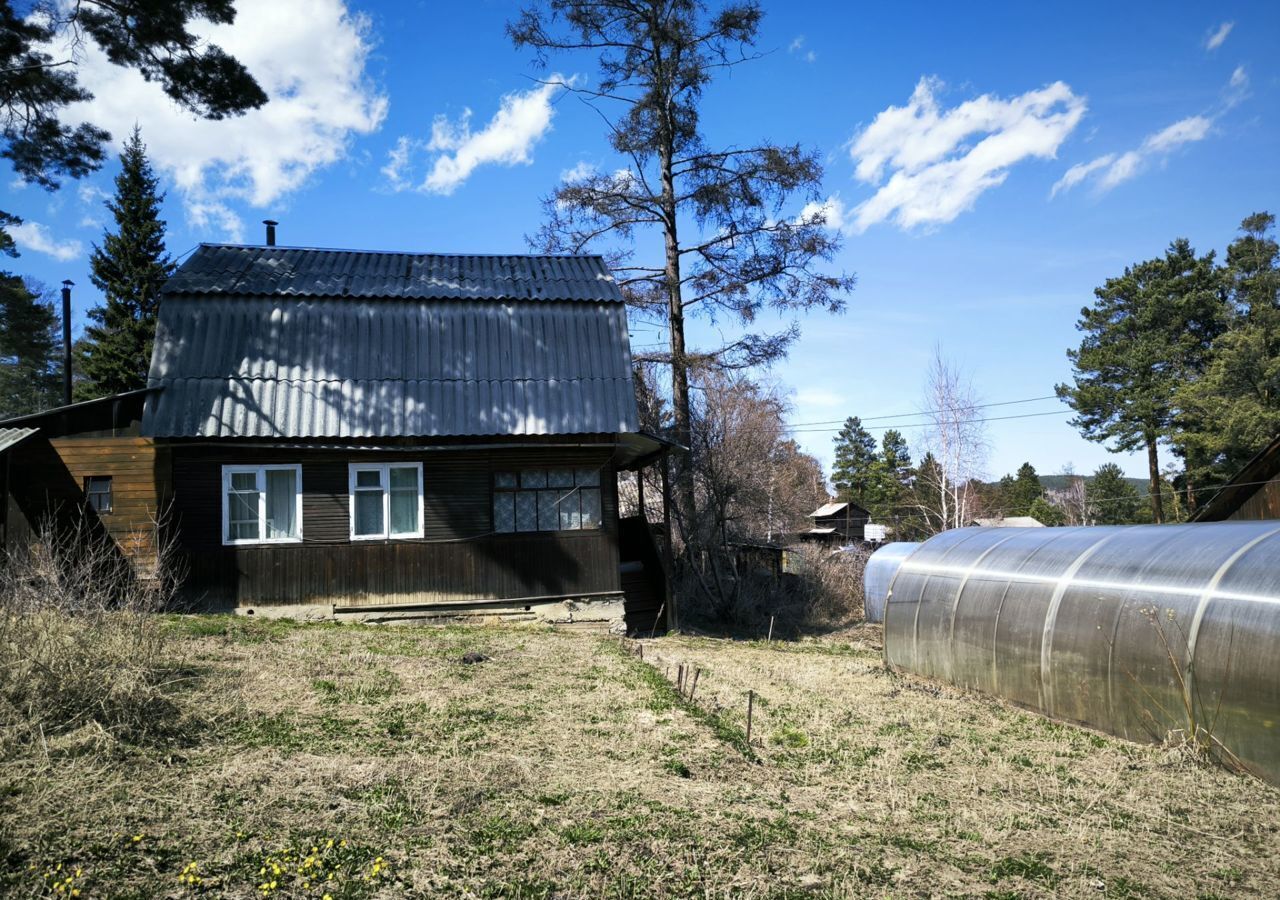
[229,489,258,523]
[493,492,514,532]
[390,489,418,535]
[231,471,257,491]
[265,469,298,539]
[389,466,418,490]
[354,489,384,536]
[547,469,574,487]
[231,521,260,541]
[495,472,517,489]
[575,467,600,487]
[515,492,538,531]
[580,488,602,528]
[520,469,547,489]
[355,468,381,488]
[559,490,581,530]
[538,490,559,531]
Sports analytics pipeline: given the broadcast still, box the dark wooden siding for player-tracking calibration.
[169,442,622,607]
[1229,473,1280,521]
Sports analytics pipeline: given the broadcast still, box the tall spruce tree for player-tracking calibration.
[831,416,877,507]
[77,128,174,399]
[0,274,61,416]
[1057,239,1227,523]
[508,0,855,536]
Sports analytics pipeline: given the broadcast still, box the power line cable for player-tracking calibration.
[788,409,1071,434]
[787,394,1061,428]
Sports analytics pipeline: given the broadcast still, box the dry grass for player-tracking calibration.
[1,618,1276,899]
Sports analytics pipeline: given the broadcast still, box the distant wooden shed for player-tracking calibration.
[802,501,870,543]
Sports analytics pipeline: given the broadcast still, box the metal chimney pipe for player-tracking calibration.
[61,280,73,406]
[263,219,278,247]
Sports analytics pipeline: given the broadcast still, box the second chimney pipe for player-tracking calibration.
[61,280,73,406]
[263,219,278,246]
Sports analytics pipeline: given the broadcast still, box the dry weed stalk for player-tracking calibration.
[0,509,187,750]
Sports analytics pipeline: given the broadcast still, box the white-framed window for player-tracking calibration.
[221,464,303,546]
[492,467,603,533]
[348,462,424,540]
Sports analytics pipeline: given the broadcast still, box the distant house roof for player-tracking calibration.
[1192,434,1280,522]
[804,527,838,535]
[809,501,870,518]
[970,516,1044,528]
[143,244,639,439]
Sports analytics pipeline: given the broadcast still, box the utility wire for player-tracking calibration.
[787,394,1061,428]
[788,409,1071,434]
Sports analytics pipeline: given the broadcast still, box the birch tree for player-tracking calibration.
[916,348,988,532]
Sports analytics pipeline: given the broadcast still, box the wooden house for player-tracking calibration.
[1,243,672,632]
[801,501,871,544]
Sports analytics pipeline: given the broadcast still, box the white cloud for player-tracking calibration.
[560,160,598,182]
[53,0,387,239]
[1205,21,1233,51]
[11,221,84,261]
[386,78,571,196]
[787,36,815,63]
[797,196,849,233]
[795,387,844,408]
[1051,115,1213,196]
[848,77,1085,232]
[1230,65,1248,89]
[1226,65,1249,109]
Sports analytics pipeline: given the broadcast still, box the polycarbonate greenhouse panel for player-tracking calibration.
[862,542,919,623]
[883,523,1280,784]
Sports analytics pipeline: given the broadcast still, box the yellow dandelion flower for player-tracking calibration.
[325,839,334,849]
[132,835,143,842]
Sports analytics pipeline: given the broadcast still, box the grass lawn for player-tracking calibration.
[2,617,1276,898]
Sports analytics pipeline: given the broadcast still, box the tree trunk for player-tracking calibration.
[659,130,695,541]
[1146,437,1164,524]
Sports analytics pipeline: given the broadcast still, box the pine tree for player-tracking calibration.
[0,274,61,416]
[1057,239,1227,523]
[1086,463,1143,525]
[77,128,175,399]
[831,417,877,507]
[1176,212,1280,499]
[867,428,912,522]
[1003,462,1044,517]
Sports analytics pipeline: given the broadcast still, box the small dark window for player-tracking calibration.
[85,476,112,513]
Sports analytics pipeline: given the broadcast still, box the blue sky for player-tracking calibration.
[5,1,1278,482]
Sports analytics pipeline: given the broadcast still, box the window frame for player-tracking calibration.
[347,462,425,541]
[84,475,113,514]
[491,466,604,534]
[220,464,304,547]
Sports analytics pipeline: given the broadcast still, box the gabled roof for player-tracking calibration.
[143,245,640,439]
[163,245,623,303]
[1192,434,1280,521]
[809,501,869,518]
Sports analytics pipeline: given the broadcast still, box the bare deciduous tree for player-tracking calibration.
[914,347,989,533]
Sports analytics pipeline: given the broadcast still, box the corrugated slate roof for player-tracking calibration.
[163,244,624,303]
[0,426,38,452]
[144,244,640,438]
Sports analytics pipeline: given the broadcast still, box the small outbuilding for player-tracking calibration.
[802,500,871,543]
